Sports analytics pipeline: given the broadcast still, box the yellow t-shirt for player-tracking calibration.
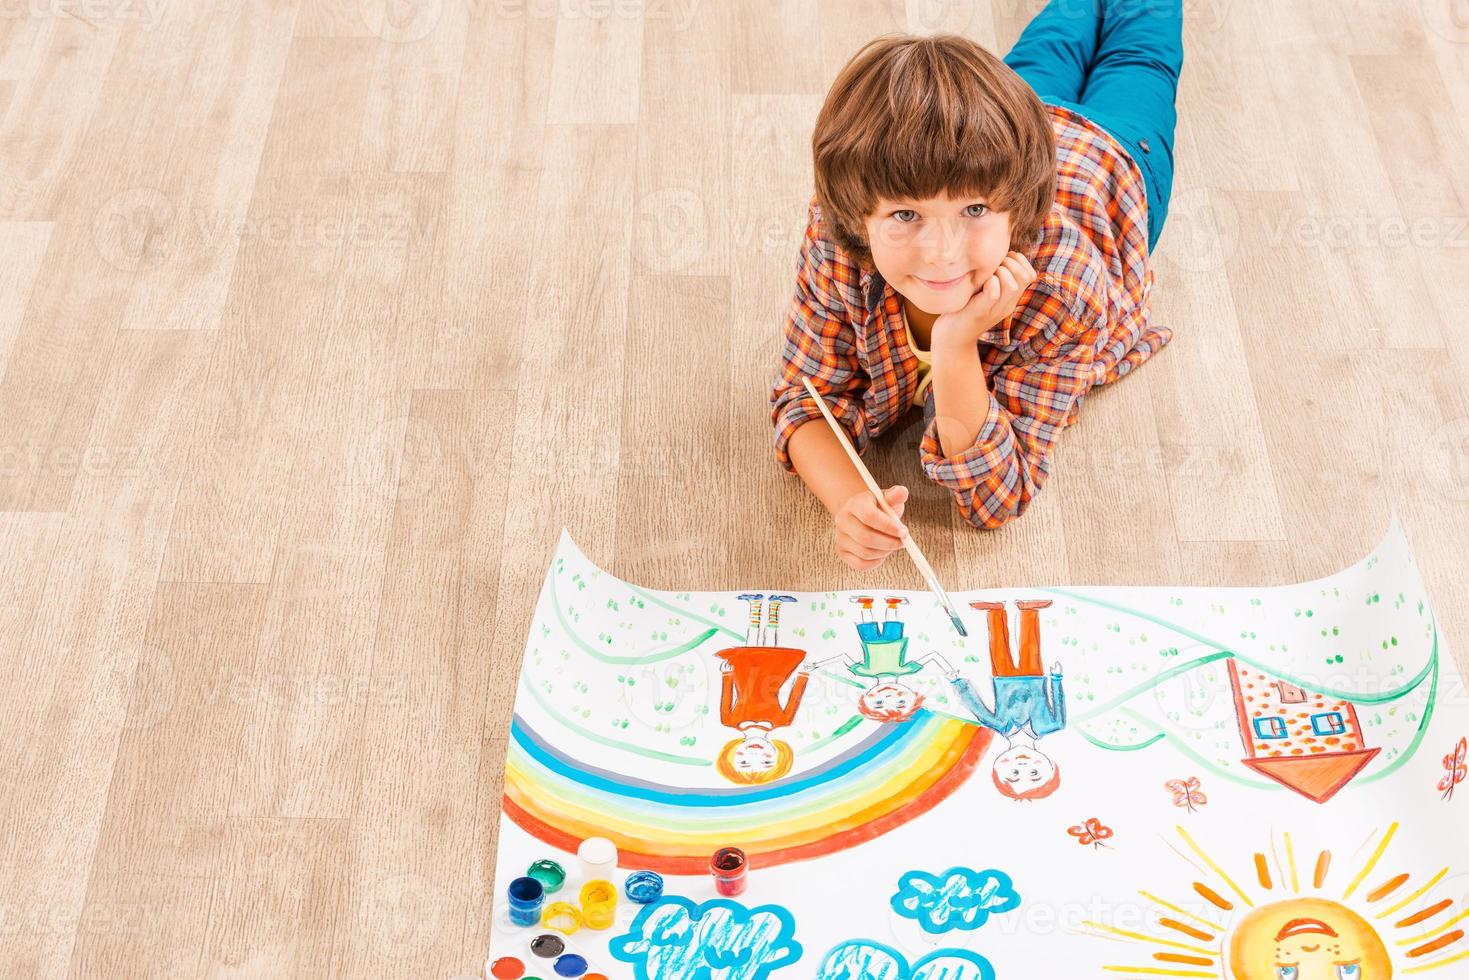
[900,307,933,408]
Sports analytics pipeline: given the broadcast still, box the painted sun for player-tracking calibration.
[1082,823,1469,978]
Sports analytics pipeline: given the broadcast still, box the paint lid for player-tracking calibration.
[527,859,567,893]
[577,837,617,866]
[623,870,664,904]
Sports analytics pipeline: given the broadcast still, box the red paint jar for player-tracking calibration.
[710,847,748,896]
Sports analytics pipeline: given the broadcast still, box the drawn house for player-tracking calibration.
[1226,659,1380,803]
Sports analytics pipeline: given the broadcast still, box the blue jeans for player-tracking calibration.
[1003,0,1183,253]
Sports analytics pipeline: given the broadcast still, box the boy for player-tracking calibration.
[769,0,1183,569]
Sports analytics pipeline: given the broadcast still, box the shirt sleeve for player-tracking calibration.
[918,277,1104,530]
[1036,672,1067,736]
[949,674,1001,730]
[769,205,870,473]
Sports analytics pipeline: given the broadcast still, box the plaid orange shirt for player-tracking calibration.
[769,102,1171,529]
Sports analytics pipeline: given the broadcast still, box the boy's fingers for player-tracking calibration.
[846,540,892,561]
[863,505,907,540]
[852,522,904,553]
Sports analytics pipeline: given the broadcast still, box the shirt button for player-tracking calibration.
[1139,137,1151,153]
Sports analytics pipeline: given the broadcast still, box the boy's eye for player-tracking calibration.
[892,204,988,222]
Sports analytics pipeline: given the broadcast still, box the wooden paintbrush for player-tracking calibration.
[799,377,968,638]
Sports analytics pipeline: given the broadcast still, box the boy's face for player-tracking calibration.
[863,192,1014,318]
[861,682,916,716]
[994,744,1054,791]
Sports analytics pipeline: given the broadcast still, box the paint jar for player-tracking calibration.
[578,879,618,930]
[527,859,566,895]
[576,837,618,882]
[541,901,582,935]
[710,847,748,896]
[507,876,545,927]
[623,870,663,904]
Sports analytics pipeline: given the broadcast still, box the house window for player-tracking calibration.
[1254,716,1288,740]
[1272,681,1307,704]
[1311,712,1346,736]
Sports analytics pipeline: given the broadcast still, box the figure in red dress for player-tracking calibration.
[714,594,812,784]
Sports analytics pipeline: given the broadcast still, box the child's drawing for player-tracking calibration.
[715,594,812,784]
[948,599,1066,800]
[1086,822,1469,978]
[806,595,957,723]
[487,515,1468,976]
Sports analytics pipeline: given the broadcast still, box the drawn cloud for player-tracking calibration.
[609,896,803,980]
[890,866,1021,934]
[816,939,996,980]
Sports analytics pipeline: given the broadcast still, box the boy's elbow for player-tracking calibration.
[951,484,1032,531]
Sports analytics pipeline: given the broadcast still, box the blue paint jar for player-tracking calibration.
[507,875,545,927]
[623,870,664,904]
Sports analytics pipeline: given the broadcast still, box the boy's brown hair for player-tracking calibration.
[812,32,1057,266]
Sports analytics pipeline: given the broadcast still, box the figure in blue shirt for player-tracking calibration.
[946,599,1066,801]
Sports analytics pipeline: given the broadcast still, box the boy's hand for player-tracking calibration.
[930,251,1037,351]
[833,485,909,571]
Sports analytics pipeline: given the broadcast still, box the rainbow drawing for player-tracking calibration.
[502,709,992,874]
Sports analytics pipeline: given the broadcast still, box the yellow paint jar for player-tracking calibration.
[579,879,618,930]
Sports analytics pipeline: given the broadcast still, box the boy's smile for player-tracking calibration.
[863,191,1014,334]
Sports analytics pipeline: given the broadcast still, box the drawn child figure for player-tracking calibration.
[947,599,1065,800]
[812,596,955,723]
[715,594,813,784]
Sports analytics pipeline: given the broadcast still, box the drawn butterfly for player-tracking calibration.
[1165,776,1207,812]
[1439,737,1467,802]
[1067,818,1114,849]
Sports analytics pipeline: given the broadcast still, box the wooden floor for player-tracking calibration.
[2,0,1468,975]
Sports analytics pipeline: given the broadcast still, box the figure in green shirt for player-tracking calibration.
[810,597,956,722]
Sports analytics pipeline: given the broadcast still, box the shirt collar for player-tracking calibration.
[862,263,1014,347]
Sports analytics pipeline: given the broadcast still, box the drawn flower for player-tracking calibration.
[1439,737,1467,802]
[1067,818,1114,849]
[1166,776,1208,812]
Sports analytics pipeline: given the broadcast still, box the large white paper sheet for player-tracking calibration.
[486,514,1468,980]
